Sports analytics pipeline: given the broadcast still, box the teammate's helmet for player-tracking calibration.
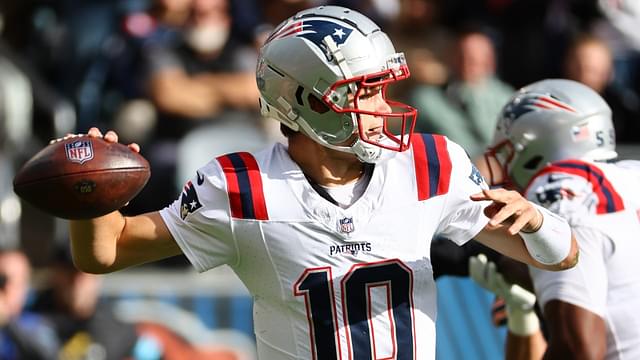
[256,6,417,163]
[485,79,617,189]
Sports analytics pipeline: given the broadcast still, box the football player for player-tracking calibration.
[67,6,577,359]
[479,78,640,359]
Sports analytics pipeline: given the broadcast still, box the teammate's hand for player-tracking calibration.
[469,254,540,336]
[469,254,536,310]
[470,188,543,235]
[50,127,140,153]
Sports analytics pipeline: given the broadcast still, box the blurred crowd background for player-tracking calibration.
[0,0,638,359]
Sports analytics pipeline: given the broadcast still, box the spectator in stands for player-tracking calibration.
[31,247,141,360]
[0,249,59,360]
[110,0,196,147]
[150,0,193,29]
[130,0,267,217]
[145,0,258,126]
[382,0,451,102]
[594,0,640,96]
[563,34,640,144]
[408,26,513,159]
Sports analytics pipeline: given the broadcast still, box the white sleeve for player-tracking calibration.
[436,139,490,245]
[159,160,237,273]
[529,225,610,317]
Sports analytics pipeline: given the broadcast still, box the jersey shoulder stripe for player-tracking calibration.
[411,133,452,201]
[216,152,269,220]
[531,160,624,214]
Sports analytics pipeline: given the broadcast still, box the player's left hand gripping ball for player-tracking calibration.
[13,130,149,219]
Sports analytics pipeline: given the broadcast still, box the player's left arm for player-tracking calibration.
[542,300,607,359]
[472,188,579,271]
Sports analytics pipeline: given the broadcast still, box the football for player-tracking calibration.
[13,135,150,219]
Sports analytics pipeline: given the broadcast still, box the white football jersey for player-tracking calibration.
[160,134,490,359]
[526,159,640,359]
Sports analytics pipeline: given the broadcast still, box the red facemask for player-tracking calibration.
[322,64,417,152]
[483,139,518,190]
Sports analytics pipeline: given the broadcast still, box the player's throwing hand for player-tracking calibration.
[470,188,543,235]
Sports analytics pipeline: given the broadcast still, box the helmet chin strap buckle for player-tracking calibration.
[352,137,385,163]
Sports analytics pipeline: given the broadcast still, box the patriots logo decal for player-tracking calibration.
[469,164,486,186]
[180,181,202,220]
[502,93,576,128]
[265,19,353,61]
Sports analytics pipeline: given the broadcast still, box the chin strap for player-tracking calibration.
[351,137,383,163]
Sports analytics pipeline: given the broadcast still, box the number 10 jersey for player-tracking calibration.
[160,134,490,359]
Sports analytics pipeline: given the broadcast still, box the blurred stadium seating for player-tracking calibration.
[98,265,509,359]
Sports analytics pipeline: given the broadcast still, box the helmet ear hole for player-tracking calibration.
[295,86,305,106]
[308,94,330,114]
[523,155,544,170]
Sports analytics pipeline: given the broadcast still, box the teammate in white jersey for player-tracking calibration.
[477,79,640,359]
[66,6,578,359]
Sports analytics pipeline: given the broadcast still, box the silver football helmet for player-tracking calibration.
[256,6,417,163]
[485,79,617,189]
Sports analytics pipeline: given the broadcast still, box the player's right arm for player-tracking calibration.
[69,210,181,273]
[68,128,182,273]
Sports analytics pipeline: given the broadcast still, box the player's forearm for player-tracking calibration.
[197,72,260,109]
[506,330,547,360]
[150,72,223,118]
[518,203,578,271]
[534,233,578,271]
[69,211,126,274]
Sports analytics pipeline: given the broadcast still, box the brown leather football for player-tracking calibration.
[13,135,150,219]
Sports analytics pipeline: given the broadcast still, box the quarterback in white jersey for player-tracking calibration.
[160,134,488,359]
[483,79,640,358]
[65,6,577,360]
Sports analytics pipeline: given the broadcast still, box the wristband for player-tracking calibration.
[519,203,572,265]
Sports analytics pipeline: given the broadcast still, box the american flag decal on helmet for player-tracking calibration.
[503,94,577,122]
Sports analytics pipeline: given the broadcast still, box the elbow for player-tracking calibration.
[549,249,579,271]
[541,234,580,271]
[71,253,117,275]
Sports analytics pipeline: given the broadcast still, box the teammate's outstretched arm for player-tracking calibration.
[471,188,579,271]
[469,254,547,360]
[68,128,182,273]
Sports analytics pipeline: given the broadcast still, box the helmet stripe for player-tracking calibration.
[537,95,576,112]
[217,152,269,220]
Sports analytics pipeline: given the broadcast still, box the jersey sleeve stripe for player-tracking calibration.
[217,155,243,218]
[216,152,269,220]
[411,133,452,200]
[433,135,452,195]
[238,152,269,220]
[536,160,624,214]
